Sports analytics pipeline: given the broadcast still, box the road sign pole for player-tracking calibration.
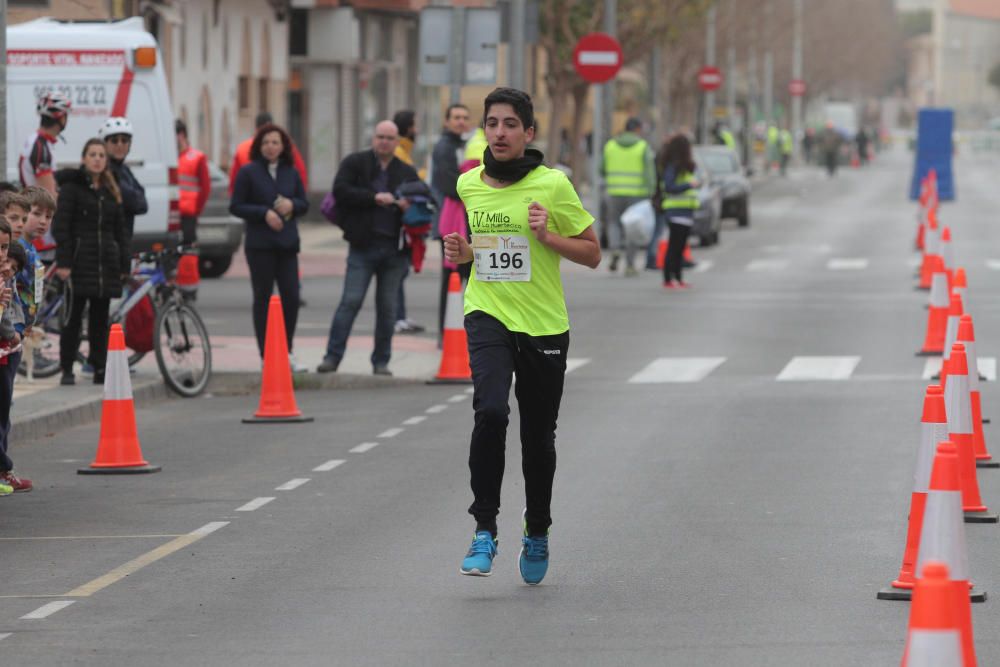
[791,0,803,161]
[702,3,716,145]
[449,7,465,103]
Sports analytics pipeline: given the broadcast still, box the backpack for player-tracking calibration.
[124,295,155,353]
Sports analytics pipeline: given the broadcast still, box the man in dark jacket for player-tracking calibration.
[99,117,147,252]
[318,120,420,375]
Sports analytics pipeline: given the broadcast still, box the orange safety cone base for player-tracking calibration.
[877,586,987,603]
[963,510,999,523]
[427,376,473,385]
[79,462,161,475]
[243,414,315,424]
[976,459,1000,469]
[915,349,943,357]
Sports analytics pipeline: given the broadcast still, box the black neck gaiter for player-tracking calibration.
[483,147,544,183]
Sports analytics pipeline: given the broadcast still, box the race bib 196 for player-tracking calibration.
[472,234,531,282]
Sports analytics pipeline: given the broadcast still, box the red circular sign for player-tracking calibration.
[789,79,807,97]
[573,33,623,84]
[698,66,723,92]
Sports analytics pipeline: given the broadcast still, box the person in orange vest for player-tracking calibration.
[229,111,308,195]
[175,119,210,299]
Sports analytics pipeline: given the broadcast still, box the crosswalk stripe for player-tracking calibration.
[922,357,996,381]
[692,260,713,273]
[827,258,869,270]
[566,358,591,374]
[627,357,726,384]
[777,356,860,381]
[747,259,789,272]
[987,260,1000,271]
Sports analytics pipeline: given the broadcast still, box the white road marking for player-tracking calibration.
[275,478,310,491]
[63,522,228,598]
[987,260,1000,271]
[777,356,860,381]
[922,358,941,380]
[403,416,427,425]
[827,258,869,270]
[313,459,345,472]
[350,442,379,454]
[628,357,726,384]
[907,257,921,268]
[747,259,789,272]
[922,357,996,381]
[566,358,591,374]
[0,633,10,641]
[236,497,275,512]
[378,427,404,438]
[448,394,469,403]
[692,260,714,273]
[426,404,448,414]
[21,601,74,620]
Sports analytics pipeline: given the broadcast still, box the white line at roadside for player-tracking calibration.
[378,427,404,438]
[235,497,275,512]
[403,416,427,425]
[426,404,448,414]
[448,394,468,403]
[21,601,74,620]
[313,459,345,472]
[350,442,379,454]
[275,479,310,491]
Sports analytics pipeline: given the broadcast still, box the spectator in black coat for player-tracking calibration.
[53,138,130,385]
[229,123,309,366]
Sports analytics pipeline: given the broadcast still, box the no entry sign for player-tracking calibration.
[573,33,622,84]
[698,66,723,92]
[789,79,807,97]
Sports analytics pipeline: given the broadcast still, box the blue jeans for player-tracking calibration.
[324,242,410,368]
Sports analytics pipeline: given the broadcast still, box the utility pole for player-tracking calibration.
[449,7,466,103]
[589,0,615,196]
[509,0,526,89]
[791,0,803,159]
[701,3,716,145]
[726,0,736,125]
[0,0,7,179]
[763,0,773,126]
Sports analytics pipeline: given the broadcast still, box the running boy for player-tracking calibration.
[444,88,600,584]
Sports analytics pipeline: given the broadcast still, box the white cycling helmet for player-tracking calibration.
[98,116,134,139]
[36,91,72,121]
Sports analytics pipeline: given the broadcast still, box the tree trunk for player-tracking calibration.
[545,75,569,170]
[568,81,590,187]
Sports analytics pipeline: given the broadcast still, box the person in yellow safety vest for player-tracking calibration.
[464,127,488,164]
[766,124,780,173]
[714,122,736,152]
[779,127,794,176]
[601,117,655,277]
[658,133,700,289]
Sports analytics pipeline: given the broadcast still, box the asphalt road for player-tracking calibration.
[2,146,1000,665]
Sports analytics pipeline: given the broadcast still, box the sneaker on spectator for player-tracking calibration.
[394,319,425,334]
[80,362,95,375]
[289,354,308,373]
[1,471,32,492]
[317,356,339,374]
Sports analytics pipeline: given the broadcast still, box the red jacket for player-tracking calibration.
[229,137,308,194]
[178,147,210,217]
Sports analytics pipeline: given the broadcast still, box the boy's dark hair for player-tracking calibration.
[0,183,18,195]
[445,104,468,121]
[250,123,294,166]
[22,186,56,213]
[0,191,30,213]
[483,88,534,131]
[393,110,416,138]
[175,119,188,137]
[0,218,13,237]
[7,242,26,273]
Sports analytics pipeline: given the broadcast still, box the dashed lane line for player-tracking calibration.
[275,478,310,491]
[236,497,275,512]
[426,404,448,414]
[987,260,1000,271]
[63,522,229,598]
[827,258,869,270]
[403,416,427,425]
[747,259,789,272]
[313,459,346,472]
[924,357,997,381]
[378,427,404,438]
[565,358,591,374]
[0,633,11,640]
[349,442,379,454]
[628,357,726,384]
[21,601,75,620]
[464,387,475,394]
[777,356,860,381]
[448,394,469,403]
[692,260,713,273]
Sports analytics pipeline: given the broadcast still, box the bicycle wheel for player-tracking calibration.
[153,301,211,397]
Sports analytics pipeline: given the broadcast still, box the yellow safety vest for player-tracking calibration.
[780,130,793,154]
[603,139,649,197]
[464,128,488,162]
[720,129,736,151]
[661,170,698,210]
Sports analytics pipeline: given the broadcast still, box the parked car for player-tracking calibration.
[691,160,723,246]
[197,160,244,278]
[694,145,751,228]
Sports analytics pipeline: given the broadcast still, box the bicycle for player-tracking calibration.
[26,247,212,397]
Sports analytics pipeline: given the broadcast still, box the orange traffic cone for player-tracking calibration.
[916,442,983,664]
[878,385,947,601]
[243,295,313,423]
[917,262,950,356]
[938,294,965,386]
[655,239,693,270]
[944,344,997,523]
[918,212,940,289]
[901,562,967,667]
[940,227,955,290]
[79,324,160,474]
[428,272,471,384]
[957,315,998,469]
[953,267,968,307]
[175,251,200,298]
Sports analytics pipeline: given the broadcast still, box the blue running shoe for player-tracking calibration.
[461,531,498,576]
[519,509,549,585]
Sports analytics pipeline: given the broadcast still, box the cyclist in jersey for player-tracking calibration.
[444,87,600,584]
[21,91,71,262]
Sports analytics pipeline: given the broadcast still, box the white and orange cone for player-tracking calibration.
[878,385,947,601]
[901,562,966,667]
[78,324,160,474]
[938,294,965,386]
[917,262,950,356]
[428,272,472,384]
[940,226,955,291]
[944,344,998,523]
[957,315,998,469]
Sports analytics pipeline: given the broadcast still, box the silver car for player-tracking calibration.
[196,161,244,278]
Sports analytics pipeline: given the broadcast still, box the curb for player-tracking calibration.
[13,370,426,444]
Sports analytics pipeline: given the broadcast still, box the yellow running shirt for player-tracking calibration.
[457,164,594,336]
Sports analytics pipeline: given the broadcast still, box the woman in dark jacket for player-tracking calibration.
[53,137,131,385]
[229,123,309,363]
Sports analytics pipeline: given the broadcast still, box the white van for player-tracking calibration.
[6,17,179,250]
